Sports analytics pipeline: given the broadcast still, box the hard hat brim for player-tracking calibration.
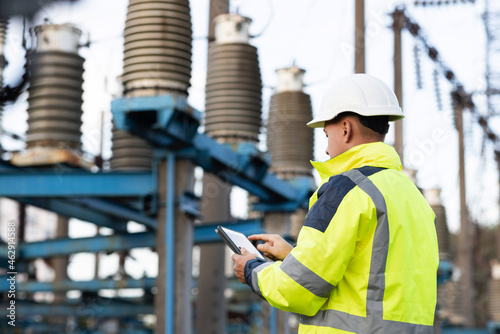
[306,108,405,128]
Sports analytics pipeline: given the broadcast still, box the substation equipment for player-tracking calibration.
[0,3,314,333]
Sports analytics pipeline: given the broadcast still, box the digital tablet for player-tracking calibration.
[215,226,265,260]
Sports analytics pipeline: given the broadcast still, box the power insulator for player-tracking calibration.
[413,44,423,89]
[111,0,193,170]
[407,22,421,36]
[26,24,84,150]
[428,47,438,60]
[423,189,450,259]
[110,127,153,171]
[121,0,192,95]
[266,66,314,179]
[478,116,488,127]
[489,261,500,321]
[0,18,7,81]
[445,70,455,81]
[433,68,443,111]
[0,17,8,150]
[204,14,262,144]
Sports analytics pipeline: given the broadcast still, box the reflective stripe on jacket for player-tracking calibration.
[244,142,439,333]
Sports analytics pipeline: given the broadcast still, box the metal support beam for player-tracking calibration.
[70,197,157,229]
[189,134,309,204]
[453,95,475,327]
[155,157,195,334]
[14,302,154,317]
[16,196,156,231]
[0,277,155,292]
[196,172,231,334]
[16,197,129,233]
[166,153,175,334]
[355,0,365,73]
[112,95,314,208]
[112,94,200,149]
[0,170,155,197]
[0,232,155,260]
[53,215,69,306]
[496,150,500,260]
[0,221,263,260]
[194,219,264,244]
[392,9,405,164]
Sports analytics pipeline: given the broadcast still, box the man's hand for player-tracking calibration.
[248,234,293,261]
[232,248,257,284]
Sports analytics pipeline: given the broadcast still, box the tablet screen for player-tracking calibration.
[219,226,265,260]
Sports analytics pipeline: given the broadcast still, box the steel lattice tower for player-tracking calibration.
[484,0,500,117]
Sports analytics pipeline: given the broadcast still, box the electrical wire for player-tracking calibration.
[413,0,476,6]
[414,43,423,89]
[304,0,349,87]
[250,0,275,39]
[399,8,500,146]
[1,129,25,141]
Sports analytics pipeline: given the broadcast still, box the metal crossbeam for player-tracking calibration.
[0,277,155,292]
[188,134,302,203]
[0,220,263,260]
[0,170,155,197]
[0,161,156,230]
[70,197,157,229]
[0,232,155,260]
[112,94,313,208]
[15,302,154,317]
[17,197,130,233]
[194,219,264,244]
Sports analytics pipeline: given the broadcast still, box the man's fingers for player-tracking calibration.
[257,243,272,253]
[248,234,274,242]
[240,247,250,256]
[231,253,240,262]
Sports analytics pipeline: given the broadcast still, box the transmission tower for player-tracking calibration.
[484,0,500,118]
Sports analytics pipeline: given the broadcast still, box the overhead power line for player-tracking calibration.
[413,0,476,6]
[396,8,500,146]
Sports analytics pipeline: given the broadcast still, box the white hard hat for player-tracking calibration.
[307,74,404,128]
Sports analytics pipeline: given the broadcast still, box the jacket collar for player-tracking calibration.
[310,142,402,180]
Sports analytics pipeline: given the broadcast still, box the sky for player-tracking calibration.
[2,0,498,247]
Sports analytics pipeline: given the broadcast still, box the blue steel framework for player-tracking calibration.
[0,93,313,333]
[0,93,491,333]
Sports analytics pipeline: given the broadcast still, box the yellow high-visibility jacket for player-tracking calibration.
[244,142,439,333]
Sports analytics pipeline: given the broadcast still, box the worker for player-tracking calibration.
[232,73,439,333]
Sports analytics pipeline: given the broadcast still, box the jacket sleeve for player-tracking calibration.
[244,177,369,316]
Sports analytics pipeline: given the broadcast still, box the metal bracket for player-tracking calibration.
[112,94,201,148]
[179,191,201,218]
[112,94,315,208]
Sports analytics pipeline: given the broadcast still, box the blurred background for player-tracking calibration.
[0,0,499,333]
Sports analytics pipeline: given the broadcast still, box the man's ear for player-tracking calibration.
[343,119,352,143]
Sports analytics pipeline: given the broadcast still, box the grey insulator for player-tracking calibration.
[110,126,154,171]
[489,279,500,321]
[0,18,9,141]
[111,0,193,170]
[266,91,314,178]
[432,203,450,259]
[204,43,262,143]
[122,0,193,95]
[26,51,84,149]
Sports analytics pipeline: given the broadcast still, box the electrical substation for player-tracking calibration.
[0,0,499,333]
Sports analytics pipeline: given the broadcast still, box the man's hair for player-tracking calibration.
[328,112,389,135]
[357,114,389,135]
